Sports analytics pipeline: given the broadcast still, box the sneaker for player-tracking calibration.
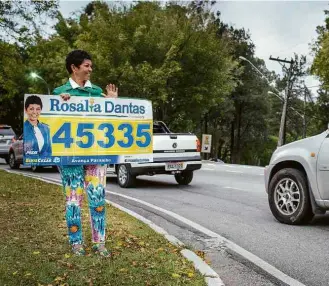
[72,244,86,256]
[92,243,111,258]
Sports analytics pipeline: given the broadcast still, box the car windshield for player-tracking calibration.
[0,126,15,136]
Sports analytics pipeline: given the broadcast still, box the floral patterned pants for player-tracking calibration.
[59,165,107,245]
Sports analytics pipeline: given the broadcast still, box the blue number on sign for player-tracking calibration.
[52,122,73,148]
[136,124,151,147]
[76,123,95,148]
[98,123,115,148]
[118,123,133,148]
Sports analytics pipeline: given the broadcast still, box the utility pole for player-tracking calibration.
[303,86,307,138]
[302,84,314,138]
[269,56,294,147]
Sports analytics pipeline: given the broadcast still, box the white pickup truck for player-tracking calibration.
[107,121,202,188]
[265,129,329,225]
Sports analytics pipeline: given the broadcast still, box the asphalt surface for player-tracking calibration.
[1,160,329,286]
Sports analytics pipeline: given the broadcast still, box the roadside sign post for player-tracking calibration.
[201,134,212,160]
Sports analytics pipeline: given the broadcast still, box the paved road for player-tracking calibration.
[2,160,329,286]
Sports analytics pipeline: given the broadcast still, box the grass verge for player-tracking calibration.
[0,170,206,286]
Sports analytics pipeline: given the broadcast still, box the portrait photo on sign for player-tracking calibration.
[23,95,52,159]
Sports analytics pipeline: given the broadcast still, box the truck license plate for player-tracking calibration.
[165,162,185,171]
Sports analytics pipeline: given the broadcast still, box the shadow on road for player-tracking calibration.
[106,175,191,190]
[310,213,329,226]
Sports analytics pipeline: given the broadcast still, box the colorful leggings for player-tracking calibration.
[59,165,107,245]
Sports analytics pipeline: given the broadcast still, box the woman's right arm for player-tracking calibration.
[60,94,71,101]
[53,88,71,101]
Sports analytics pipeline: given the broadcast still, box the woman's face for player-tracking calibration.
[72,59,93,81]
[25,104,41,122]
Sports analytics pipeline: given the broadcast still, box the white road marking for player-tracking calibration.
[223,186,244,191]
[202,167,215,171]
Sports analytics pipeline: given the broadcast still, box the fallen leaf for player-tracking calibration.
[172,273,181,278]
[64,254,70,258]
[187,272,194,278]
[33,251,40,255]
[54,276,65,282]
[12,271,18,275]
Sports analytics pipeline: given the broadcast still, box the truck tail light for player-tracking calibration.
[196,138,201,152]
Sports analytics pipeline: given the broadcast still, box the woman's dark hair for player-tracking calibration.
[66,50,92,74]
[25,95,43,110]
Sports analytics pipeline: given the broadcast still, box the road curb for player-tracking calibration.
[108,200,225,286]
[3,169,225,286]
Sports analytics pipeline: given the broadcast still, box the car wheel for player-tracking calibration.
[268,168,314,225]
[31,165,42,172]
[175,171,193,185]
[117,164,136,188]
[9,152,19,169]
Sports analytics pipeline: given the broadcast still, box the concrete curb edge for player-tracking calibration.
[107,199,225,286]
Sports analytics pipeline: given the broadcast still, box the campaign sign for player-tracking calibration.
[23,94,153,166]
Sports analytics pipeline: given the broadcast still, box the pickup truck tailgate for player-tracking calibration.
[153,134,200,162]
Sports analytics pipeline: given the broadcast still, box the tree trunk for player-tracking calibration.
[230,120,235,163]
[204,113,209,160]
[235,104,242,164]
[231,103,242,164]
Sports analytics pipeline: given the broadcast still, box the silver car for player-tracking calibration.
[265,129,329,225]
[8,134,24,169]
[0,125,16,164]
[8,134,56,172]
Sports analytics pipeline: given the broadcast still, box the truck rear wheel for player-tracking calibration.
[175,171,193,185]
[117,164,136,188]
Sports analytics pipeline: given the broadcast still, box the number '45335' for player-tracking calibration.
[52,122,151,149]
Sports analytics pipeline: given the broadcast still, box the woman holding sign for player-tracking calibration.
[53,50,118,257]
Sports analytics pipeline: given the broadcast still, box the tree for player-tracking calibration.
[311,10,329,87]
[211,21,273,164]
[0,41,28,132]
[0,1,59,132]
[73,1,238,131]
[0,0,58,43]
